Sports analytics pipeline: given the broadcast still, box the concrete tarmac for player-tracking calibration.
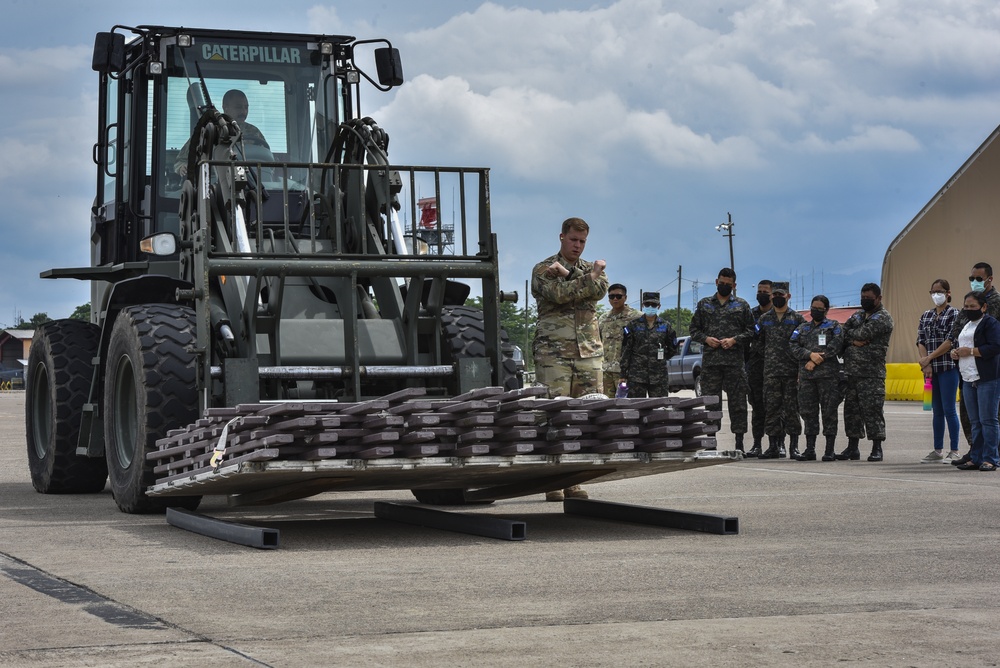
[1,390,998,667]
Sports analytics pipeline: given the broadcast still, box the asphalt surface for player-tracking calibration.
[2,390,998,667]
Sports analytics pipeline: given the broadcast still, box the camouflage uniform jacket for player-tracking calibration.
[619,315,678,383]
[745,303,768,372]
[949,287,1000,345]
[531,252,609,359]
[790,317,844,380]
[689,294,755,368]
[757,308,806,377]
[842,305,894,378]
[599,306,640,373]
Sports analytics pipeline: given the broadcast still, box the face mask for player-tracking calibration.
[811,308,826,322]
[756,293,771,307]
[717,283,733,297]
[965,308,984,321]
[861,297,876,311]
[771,296,787,308]
[931,292,947,306]
[971,279,986,293]
[642,306,659,317]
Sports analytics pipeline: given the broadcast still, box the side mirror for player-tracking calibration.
[374,47,404,87]
[93,32,126,74]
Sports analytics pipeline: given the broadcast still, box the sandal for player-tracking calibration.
[957,461,980,470]
[980,462,997,472]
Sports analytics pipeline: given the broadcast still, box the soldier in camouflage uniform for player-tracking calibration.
[744,279,772,457]
[599,284,640,397]
[837,282,894,462]
[756,282,805,459]
[948,262,1000,466]
[619,292,678,397]
[174,89,271,177]
[790,295,844,461]
[531,217,608,501]
[689,268,756,450]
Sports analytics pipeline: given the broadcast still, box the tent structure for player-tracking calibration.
[882,123,1000,364]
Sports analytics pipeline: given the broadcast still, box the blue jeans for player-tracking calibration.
[932,368,961,451]
[961,378,1000,466]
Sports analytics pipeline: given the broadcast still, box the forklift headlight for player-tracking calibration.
[140,233,177,256]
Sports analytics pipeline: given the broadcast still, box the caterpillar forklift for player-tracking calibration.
[25,25,733,519]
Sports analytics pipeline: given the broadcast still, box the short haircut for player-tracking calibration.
[718,267,736,280]
[561,217,589,234]
[931,278,951,303]
[223,89,248,107]
[757,279,772,288]
[965,291,988,307]
[861,282,881,297]
[973,262,993,277]
[609,283,627,294]
[811,294,830,309]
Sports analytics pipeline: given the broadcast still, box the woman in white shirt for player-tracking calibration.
[950,291,1000,471]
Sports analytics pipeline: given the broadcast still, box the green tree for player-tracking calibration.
[14,313,51,330]
[662,307,693,336]
[70,303,91,322]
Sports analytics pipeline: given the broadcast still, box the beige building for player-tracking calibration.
[882,123,1000,364]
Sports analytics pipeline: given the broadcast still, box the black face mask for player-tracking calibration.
[861,297,876,312]
[965,309,984,321]
[717,283,733,297]
[811,309,826,322]
[771,296,787,308]
[756,293,771,307]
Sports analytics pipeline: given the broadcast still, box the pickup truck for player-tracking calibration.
[667,336,703,396]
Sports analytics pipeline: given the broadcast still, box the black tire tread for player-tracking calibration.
[25,320,108,493]
[105,305,201,514]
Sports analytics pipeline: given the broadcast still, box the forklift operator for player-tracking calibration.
[174,89,271,177]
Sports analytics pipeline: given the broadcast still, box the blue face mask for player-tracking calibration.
[971,279,986,293]
[642,306,658,317]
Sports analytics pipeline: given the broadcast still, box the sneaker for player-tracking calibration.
[545,490,564,502]
[944,451,962,463]
[564,485,589,500]
[921,450,945,463]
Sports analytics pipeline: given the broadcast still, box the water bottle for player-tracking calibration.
[923,376,932,411]
[615,381,628,398]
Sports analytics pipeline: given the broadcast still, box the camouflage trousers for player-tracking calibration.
[625,379,670,398]
[603,374,622,398]
[536,355,603,398]
[798,376,841,436]
[747,366,766,441]
[764,375,801,437]
[700,365,748,434]
[843,375,886,441]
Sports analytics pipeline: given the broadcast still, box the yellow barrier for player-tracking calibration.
[885,363,924,401]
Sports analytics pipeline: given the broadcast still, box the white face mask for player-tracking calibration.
[931,292,947,307]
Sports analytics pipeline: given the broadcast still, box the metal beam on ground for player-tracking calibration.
[563,498,739,535]
[166,508,281,549]
[374,501,526,541]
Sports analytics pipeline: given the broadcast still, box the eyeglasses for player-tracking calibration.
[608,294,625,300]
[969,276,989,282]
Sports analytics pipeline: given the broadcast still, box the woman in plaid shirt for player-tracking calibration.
[917,279,961,462]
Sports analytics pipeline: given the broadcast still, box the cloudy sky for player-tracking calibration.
[1,0,998,327]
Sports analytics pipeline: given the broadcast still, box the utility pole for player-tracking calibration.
[715,212,735,272]
[676,265,682,330]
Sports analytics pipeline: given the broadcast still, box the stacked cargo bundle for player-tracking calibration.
[148,387,722,487]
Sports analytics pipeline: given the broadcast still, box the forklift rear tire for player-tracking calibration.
[25,320,108,494]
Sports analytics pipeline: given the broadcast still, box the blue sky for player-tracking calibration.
[1,0,998,326]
